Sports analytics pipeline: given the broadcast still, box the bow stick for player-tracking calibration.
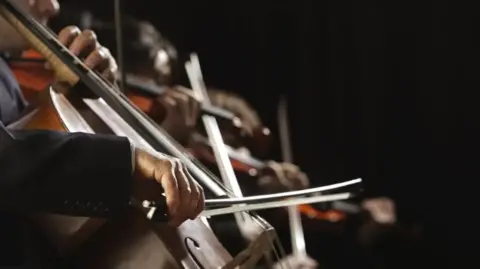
[142,192,353,220]
[185,54,259,241]
[277,94,307,258]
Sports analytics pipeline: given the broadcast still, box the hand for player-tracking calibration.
[257,162,309,193]
[272,254,319,269]
[361,197,396,224]
[132,148,204,227]
[152,86,200,144]
[55,26,118,84]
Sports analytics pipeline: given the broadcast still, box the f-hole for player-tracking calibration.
[184,237,206,269]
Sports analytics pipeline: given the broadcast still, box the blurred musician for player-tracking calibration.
[58,12,311,194]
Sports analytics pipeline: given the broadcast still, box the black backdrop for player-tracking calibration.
[58,0,480,264]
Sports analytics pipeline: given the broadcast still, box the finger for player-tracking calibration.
[281,163,301,178]
[58,26,81,47]
[186,175,201,220]
[84,46,111,73]
[167,90,190,124]
[296,172,310,188]
[68,30,98,58]
[172,86,201,122]
[266,161,283,176]
[281,162,301,173]
[278,163,308,189]
[193,184,205,218]
[52,26,81,70]
[102,67,118,84]
[100,48,118,83]
[371,203,382,216]
[155,161,180,219]
[173,85,198,100]
[183,166,204,218]
[169,161,191,226]
[267,161,293,190]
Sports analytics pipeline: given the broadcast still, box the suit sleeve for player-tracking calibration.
[0,123,134,218]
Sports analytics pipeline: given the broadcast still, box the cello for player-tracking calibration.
[0,1,280,268]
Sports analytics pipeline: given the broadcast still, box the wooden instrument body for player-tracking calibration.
[10,58,343,268]
[14,85,279,268]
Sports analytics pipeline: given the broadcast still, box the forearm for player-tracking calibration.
[0,129,134,217]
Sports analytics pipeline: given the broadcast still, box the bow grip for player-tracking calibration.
[143,196,170,222]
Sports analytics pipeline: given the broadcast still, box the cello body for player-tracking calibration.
[0,1,275,256]
[10,83,274,268]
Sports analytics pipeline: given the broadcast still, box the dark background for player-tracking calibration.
[57,0,480,264]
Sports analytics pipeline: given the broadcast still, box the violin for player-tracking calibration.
[0,1,280,268]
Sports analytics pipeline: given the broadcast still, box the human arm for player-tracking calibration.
[0,123,203,226]
[0,125,132,217]
[0,24,203,224]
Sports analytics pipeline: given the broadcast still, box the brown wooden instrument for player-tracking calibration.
[0,1,279,268]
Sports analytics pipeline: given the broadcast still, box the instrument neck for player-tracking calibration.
[0,0,229,197]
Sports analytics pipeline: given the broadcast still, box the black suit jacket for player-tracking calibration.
[1,124,134,266]
[0,57,134,266]
[0,124,133,216]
